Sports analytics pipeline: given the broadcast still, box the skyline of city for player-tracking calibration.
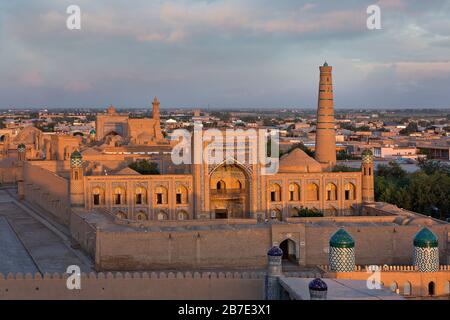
[1,0,449,109]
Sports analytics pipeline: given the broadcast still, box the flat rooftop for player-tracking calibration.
[279,277,405,300]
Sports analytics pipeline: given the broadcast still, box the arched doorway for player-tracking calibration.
[428,282,435,296]
[279,239,297,263]
[210,163,249,219]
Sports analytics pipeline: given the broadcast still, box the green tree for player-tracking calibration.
[128,159,160,175]
[376,161,407,179]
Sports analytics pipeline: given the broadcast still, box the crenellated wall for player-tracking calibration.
[0,271,265,300]
[319,265,450,297]
[23,162,71,225]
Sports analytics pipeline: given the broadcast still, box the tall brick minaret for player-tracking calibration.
[152,96,160,121]
[315,62,336,169]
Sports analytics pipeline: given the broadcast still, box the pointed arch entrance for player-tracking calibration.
[279,239,297,263]
[209,163,250,219]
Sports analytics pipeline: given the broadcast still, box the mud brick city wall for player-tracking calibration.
[0,272,264,299]
[23,162,71,225]
[95,227,271,270]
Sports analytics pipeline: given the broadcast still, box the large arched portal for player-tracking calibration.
[210,164,249,219]
[279,239,297,263]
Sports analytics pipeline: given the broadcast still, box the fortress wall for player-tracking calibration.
[324,269,450,297]
[23,162,71,225]
[0,158,18,184]
[95,227,271,270]
[25,160,70,176]
[0,272,264,300]
[70,211,97,259]
[303,225,449,266]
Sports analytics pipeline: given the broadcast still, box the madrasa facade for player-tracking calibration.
[5,64,450,298]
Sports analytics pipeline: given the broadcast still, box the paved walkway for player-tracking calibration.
[0,189,93,274]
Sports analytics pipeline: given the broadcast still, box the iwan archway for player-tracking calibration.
[209,163,250,219]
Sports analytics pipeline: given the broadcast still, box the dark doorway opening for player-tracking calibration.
[428,282,435,296]
[279,239,297,262]
[215,209,228,219]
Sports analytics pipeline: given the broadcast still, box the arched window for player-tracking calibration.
[157,211,168,221]
[428,282,435,296]
[113,187,126,205]
[326,183,337,201]
[136,211,147,220]
[306,183,319,201]
[92,187,105,206]
[344,183,356,200]
[403,281,412,296]
[270,184,281,202]
[445,281,450,295]
[236,180,242,189]
[216,180,226,190]
[270,208,282,221]
[116,211,127,219]
[135,186,147,205]
[155,186,168,205]
[390,282,398,293]
[176,186,188,204]
[288,183,300,201]
[177,210,188,220]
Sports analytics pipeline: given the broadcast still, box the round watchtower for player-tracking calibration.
[329,228,355,272]
[413,227,439,272]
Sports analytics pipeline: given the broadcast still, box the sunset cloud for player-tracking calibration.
[0,0,449,108]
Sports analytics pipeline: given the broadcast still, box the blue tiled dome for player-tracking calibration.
[267,246,283,257]
[309,278,328,291]
[70,150,82,159]
[89,129,96,135]
[17,143,26,152]
[414,227,438,248]
[330,228,355,248]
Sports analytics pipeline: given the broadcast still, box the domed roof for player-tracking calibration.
[17,143,26,150]
[309,278,327,291]
[267,246,283,257]
[70,150,82,159]
[323,61,329,67]
[330,228,355,248]
[413,227,438,248]
[279,148,322,173]
[361,149,374,163]
[89,129,96,134]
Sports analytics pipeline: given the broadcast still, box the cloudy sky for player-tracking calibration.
[0,0,449,109]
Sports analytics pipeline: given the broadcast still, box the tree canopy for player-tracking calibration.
[128,159,160,175]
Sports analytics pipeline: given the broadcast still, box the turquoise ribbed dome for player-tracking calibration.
[330,229,355,248]
[414,227,438,248]
[17,143,26,152]
[70,150,82,159]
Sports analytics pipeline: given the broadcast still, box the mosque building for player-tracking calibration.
[4,63,449,298]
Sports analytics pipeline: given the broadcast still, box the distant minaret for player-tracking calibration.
[152,97,160,121]
[315,62,336,169]
[361,149,375,203]
[69,150,84,207]
[17,143,26,200]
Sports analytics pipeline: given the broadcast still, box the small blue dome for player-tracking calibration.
[70,150,82,159]
[267,246,283,257]
[414,227,438,248]
[309,278,328,291]
[330,228,355,248]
